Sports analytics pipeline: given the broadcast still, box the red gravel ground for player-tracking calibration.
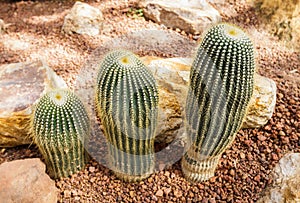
[0,0,299,202]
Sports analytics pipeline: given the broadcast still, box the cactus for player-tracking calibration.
[95,50,159,182]
[31,89,90,179]
[182,23,255,182]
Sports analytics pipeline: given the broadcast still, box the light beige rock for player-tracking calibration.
[253,0,300,50]
[143,57,277,143]
[258,153,300,203]
[139,0,221,34]
[0,19,6,34]
[0,158,58,203]
[62,2,103,36]
[242,74,277,128]
[0,60,67,147]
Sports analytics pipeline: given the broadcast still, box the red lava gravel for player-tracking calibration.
[0,0,299,202]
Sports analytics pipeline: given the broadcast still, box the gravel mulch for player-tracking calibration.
[0,0,299,202]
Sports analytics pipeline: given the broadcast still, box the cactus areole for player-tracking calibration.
[95,50,159,182]
[32,89,90,179]
[182,23,255,182]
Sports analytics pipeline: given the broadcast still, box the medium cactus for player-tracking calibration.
[95,49,158,182]
[31,89,90,179]
[182,23,255,182]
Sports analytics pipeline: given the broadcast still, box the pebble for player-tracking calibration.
[156,189,164,197]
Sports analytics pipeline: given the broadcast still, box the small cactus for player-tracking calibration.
[95,50,159,182]
[31,89,90,179]
[182,23,255,182]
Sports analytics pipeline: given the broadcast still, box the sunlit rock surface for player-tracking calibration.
[62,2,104,36]
[0,158,58,203]
[258,153,300,203]
[140,0,221,34]
[0,60,67,147]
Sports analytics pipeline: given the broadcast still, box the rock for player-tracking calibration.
[0,158,58,203]
[139,0,221,34]
[142,57,276,143]
[258,153,300,203]
[62,2,103,36]
[0,19,6,34]
[242,74,277,128]
[1,39,31,51]
[0,60,67,147]
[254,0,300,49]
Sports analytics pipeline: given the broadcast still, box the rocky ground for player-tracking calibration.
[0,0,299,202]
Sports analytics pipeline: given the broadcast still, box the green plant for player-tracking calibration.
[182,23,255,182]
[126,7,144,18]
[95,49,158,182]
[31,89,90,179]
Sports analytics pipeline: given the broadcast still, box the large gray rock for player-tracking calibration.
[143,57,277,143]
[62,2,104,36]
[139,0,221,34]
[258,153,300,203]
[0,60,67,147]
[0,158,58,203]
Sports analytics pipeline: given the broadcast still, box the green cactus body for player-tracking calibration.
[95,50,158,182]
[182,23,255,182]
[32,89,90,179]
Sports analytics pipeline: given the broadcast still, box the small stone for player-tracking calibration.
[148,177,153,183]
[129,191,135,197]
[240,152,246,159]
[279,131,286,136]
[62,2,104,36]
[64,190,71,198]
[139,0,221,34]
[89,166,95,173]
[156,189,164,197]
[257,135,267,141]
[164,187,172,196]
[174,189,182,198]
[0,159,58,202]
[272,153,279,161]
[229,169,235,176]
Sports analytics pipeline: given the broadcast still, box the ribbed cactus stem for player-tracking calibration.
[32,89,90,179]
[95,50,159,182]
[182,23,255,182]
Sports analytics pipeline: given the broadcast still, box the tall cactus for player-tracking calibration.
[95,50,159,182]
[182,23,255,182]
[31,89,90,179]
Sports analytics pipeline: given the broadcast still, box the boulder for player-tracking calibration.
[142,57,277,143]
[0,158,58,203]
[62,2,104,36]
[139,0,221,34]
[254,0,300,49]
[258,153,300,203]
[242,74,277,128]
[0,60,67,147]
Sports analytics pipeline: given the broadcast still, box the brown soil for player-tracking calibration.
[0,0,299,202]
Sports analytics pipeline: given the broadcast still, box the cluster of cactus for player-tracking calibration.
[95,50,159,182]
[31,89,90,179]
[181,23,255,182]
[30,22,255,183]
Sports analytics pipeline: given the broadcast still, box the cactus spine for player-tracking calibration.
[32,89,90,179]
[95,50,158,182]
[182,23,255,182]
